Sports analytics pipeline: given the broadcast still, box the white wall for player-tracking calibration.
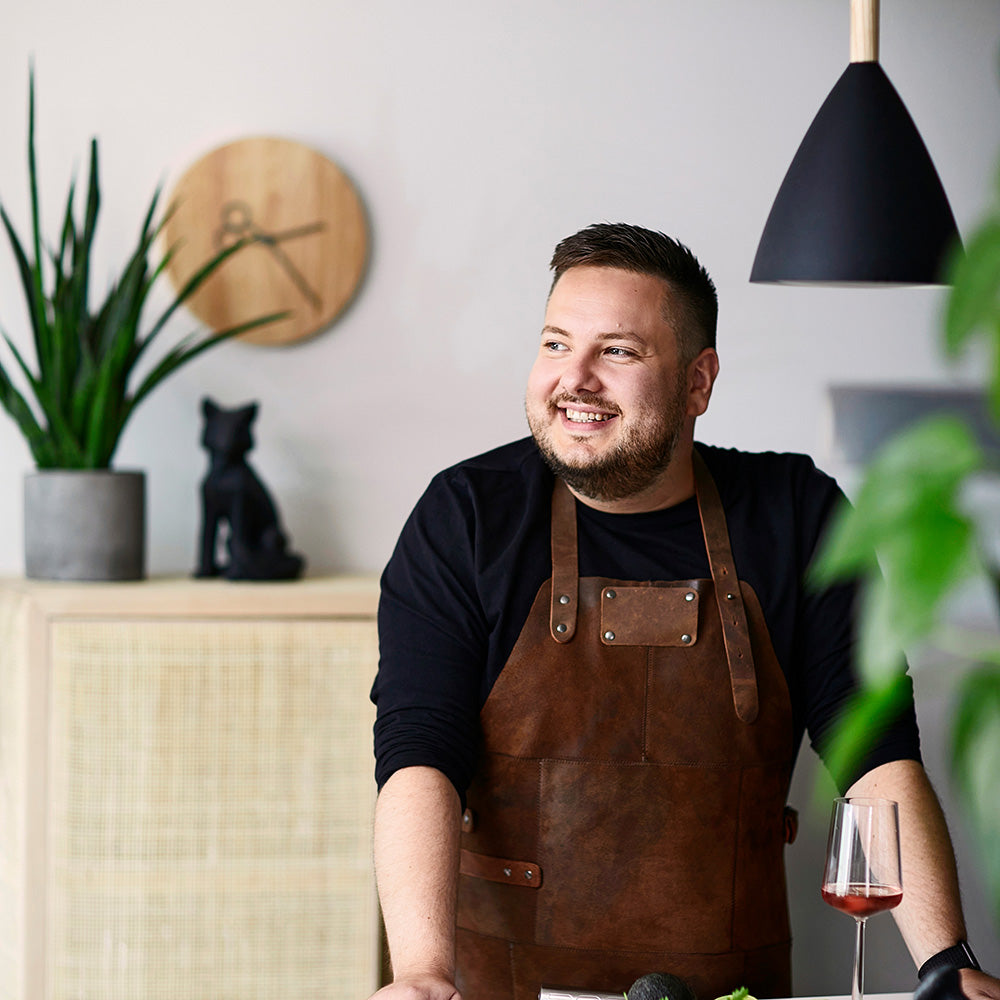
[3,0,999,991]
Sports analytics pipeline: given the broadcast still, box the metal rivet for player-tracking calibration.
[503,867,512,877]
[685,591,695,602]
[559,594,570,605]
[726,593,735,600]
[605,589,616,599]
[525,869,534,880]
[555,623,567,633]
[681,634,692,644]
[604,630,615,641]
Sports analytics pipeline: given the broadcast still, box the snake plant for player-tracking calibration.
[0,72,282,469]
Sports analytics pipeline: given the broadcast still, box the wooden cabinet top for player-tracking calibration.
[0,575,380,619]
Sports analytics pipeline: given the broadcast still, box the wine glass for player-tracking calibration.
[822,797,903,1000]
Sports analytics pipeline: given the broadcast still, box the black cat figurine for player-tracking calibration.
[195,398,305,581]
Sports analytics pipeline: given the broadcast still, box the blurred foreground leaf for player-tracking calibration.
[812,415,982,682]
[945,173,1000,420]
[950,666,1000,929]
[945,219,1000,357]
[818,673,915,795]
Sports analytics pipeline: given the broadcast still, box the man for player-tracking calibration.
[370,224,997,1000]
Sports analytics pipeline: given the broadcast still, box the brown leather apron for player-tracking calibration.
[455,451,797,1000]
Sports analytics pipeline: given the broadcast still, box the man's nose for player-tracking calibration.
[561,354,602,394]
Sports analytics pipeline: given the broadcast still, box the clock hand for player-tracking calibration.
[213,202,324,311]
[255,232,323,312]
[269,221,325,242]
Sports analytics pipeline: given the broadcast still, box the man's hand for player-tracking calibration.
[959,969,1000,1000]
[369,974,461,1000]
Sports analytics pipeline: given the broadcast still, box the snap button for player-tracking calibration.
[605,589,616,599]
[685,591,695,601]
[681,634,692,644]
[604,630,615,641]
[503,867,512,878]
[559,594,570,605]
[555,623,567,633]
[461,808,475,833]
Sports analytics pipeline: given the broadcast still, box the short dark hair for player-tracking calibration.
[549,223,717,364]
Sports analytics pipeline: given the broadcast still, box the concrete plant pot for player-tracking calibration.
[24,470,146,581]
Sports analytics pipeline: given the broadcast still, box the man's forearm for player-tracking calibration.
[846,758,966,966]
[374,766,463,984]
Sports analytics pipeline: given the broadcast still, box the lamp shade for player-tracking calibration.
[750,61,960,285]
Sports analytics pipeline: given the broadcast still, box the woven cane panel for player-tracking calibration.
[46,618,378,1000]
[0,593,26,998]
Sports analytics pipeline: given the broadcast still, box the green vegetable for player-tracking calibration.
[714,987,756,1000]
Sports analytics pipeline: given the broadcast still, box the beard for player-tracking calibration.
[526,377,687,503]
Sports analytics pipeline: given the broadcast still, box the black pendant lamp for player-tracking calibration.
[750,0,960,285]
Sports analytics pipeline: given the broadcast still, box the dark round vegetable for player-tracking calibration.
[626,972,698,1000]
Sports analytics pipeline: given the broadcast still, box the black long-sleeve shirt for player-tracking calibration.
[372,438,921,800]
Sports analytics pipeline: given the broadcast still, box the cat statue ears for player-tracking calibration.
[203,398,257,422]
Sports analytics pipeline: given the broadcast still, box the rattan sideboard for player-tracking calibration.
[0,576,380,1000]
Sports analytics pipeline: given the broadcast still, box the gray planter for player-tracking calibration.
[24,470,146,581]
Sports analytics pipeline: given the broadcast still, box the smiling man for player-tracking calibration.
[369,224,996,1000]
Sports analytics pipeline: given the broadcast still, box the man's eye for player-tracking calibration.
[544,341,569,352]
[605,346,636,358]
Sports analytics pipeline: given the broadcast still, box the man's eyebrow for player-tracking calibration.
[542,325,650,348]
[596,329,649,347]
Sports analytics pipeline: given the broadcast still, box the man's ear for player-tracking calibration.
[686,348,720,418]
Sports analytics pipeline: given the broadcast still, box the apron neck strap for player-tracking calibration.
[549,479,579,643]
[692,448,759,723]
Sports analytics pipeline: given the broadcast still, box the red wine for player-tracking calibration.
[822,883,903,917]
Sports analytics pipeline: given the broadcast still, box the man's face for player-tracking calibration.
[525,265,692,502]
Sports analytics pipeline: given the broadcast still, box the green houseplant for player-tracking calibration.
[812,162,1000,934]
[0,74,281,579]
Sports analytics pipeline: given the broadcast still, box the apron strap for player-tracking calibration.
[549,479,579,643]
[692,447,759,723]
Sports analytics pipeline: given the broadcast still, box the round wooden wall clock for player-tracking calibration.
[162,136,368,347]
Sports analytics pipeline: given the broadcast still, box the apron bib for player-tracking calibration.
[456,451,796,1000]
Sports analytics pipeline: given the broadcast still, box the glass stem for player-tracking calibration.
[852,917,866,1000]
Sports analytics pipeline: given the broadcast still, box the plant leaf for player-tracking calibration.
[949,666,1000,929]
[104,310,286,461]
[127,310,289,416]
[811,415,981,603]
[811,416,981,676]
[0,337,52,465]
[0,205,49,376]
[27,68,46,331]
[944,219,1000,358]
[818,674,915,794]
[810,415,984,791]
[83,356,120,467]
[25,70,55,387]
[135,231,253,363]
